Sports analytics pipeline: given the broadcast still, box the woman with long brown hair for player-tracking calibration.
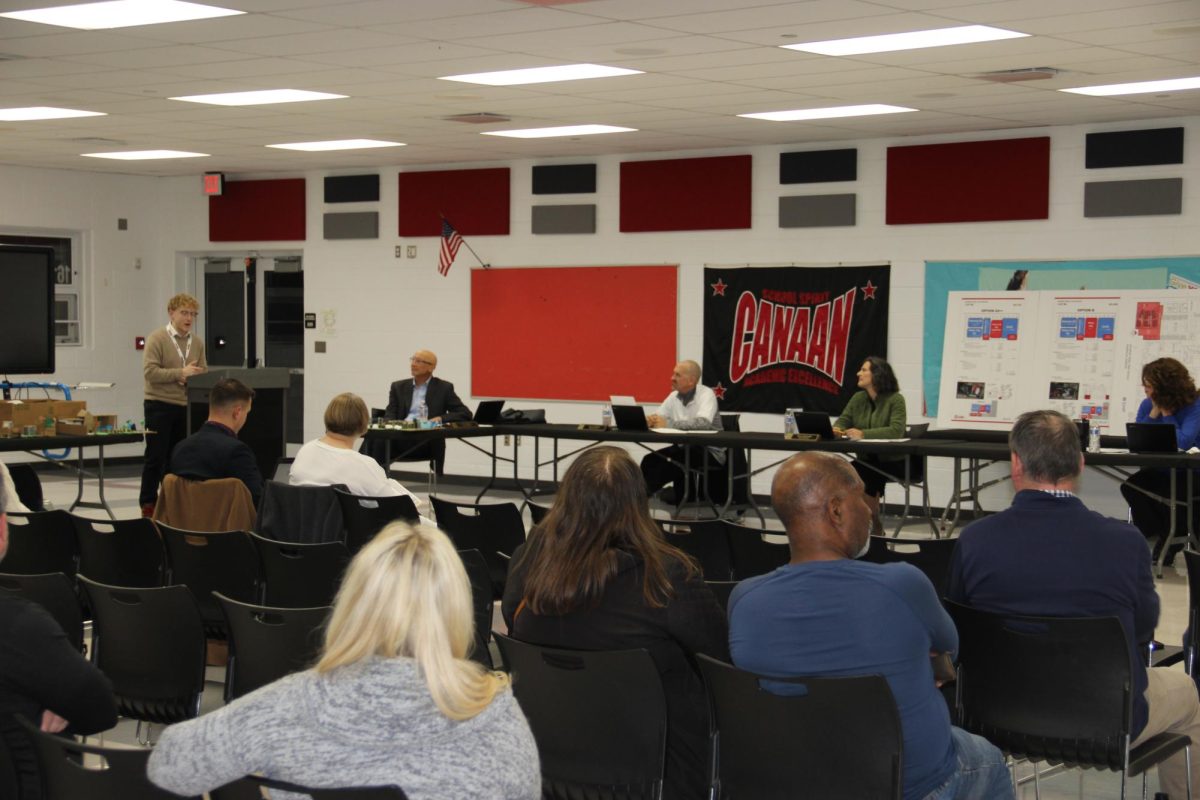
[1121,357,1200,563]
[502,446,728,799]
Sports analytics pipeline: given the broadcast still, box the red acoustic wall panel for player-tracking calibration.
[472,266,677,402]
[398,168,510,236]
[886,137,1050,224]
[209,178,306,241]
[620,155,752,232]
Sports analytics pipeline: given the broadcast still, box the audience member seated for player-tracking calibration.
[1120,357,1200,565]
[948,409,1200,800]
[729,452,1011,800]
[167,377,263,505]
[503,446,728,800]
[291,392,424,510]
[147,521,539,799]
[0,481,117,800]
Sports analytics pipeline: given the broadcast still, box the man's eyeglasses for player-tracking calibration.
[410,357,434,366]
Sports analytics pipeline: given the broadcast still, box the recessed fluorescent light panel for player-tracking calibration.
[1060,76,1200,96]
[440,64,642,86]
[170,89,348,106]
[0,106,106,121]
[81,150,209,160]
[739,104,917,121]
[482,124,636,139]
[0,0,243,30]
[267,139,405,151]
[783,25,1028,56]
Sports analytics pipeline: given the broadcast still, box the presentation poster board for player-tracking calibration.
[938,289,1200,430]
[471,265,677,403]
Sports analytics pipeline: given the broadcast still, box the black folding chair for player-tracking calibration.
[72,515,165,588]
[458,549,495,669]
[721,521,789,580]
[698,655,902,799]
[7,464,44,512]
[245,775,409,798]
[334,489,420,555]
[2,510,77,576]
[251,532,349,608]
[527,502,551,527]
[430,498,525,599]
[704,580,738,613]
[947,601,1192,799]
[495,634,667,800]
[216,593,330,702]
[159,524,260,638]
[78,577,206,731]
[18,717,194,800]
[0,571,83,651]
[860,535,956,596]
[257,481,344,545]
[664,520,734,580]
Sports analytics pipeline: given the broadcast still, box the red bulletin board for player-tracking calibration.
[472,266,678,402]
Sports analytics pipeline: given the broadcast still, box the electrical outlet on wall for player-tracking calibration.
[394,245,402,258]
[406,245,417,258]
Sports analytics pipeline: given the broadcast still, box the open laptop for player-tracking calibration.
[473,400,505,424]
[1126,422,1178,453]
[793,411,836,440]
[611,404,650,432]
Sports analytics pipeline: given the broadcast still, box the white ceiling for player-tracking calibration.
[0,0,1197,176]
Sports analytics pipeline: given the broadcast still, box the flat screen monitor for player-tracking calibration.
[0,245,56,375]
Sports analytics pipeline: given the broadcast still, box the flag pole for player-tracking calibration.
[440,213,490,269]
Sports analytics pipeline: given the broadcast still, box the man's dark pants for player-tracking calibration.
[139,399,188,506]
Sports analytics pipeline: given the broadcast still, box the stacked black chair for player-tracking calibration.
[18,717,193,800]
[158,524,260,638]
[430,498,525,599]
[334,489,420,555]
[720,520,789,580]
[861,535,956,596]
[0,572,83,651]
[947,601,1192,799]
[495,634,667,800]
[72,515,165,588]
[78,577,206,727]
[698,655,902,799]
[662,520,734,580]
[251,532,349,608]
[458,549,495,669]
[2,510,76,576]
[215,593,330,702]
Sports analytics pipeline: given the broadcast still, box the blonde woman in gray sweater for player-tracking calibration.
[146,522,540,799]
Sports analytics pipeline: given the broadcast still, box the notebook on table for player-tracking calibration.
[473,400,505,424]
[1125,422,1178,454]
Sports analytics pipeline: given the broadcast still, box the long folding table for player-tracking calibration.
[0,432,143,519]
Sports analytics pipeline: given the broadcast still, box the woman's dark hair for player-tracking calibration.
[1143,357,1197,414]
[517,446,695,614]
[864,356,899,395]
[1006,269,1028,290]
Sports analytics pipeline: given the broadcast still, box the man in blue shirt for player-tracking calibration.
[729,452,1011,800]
[948,409,1200,800]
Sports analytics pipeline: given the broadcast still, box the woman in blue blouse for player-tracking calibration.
[1119,357,1200,563]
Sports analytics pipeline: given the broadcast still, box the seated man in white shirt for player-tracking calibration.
[640,360,723,502]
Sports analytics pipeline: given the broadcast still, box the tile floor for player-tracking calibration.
[27,462,1197,799]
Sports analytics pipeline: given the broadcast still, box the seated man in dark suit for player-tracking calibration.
[167,377,263,504]
[366,349,472,476]
[0,481,117,800]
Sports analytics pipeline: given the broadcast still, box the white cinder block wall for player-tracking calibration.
[5,114,1198,521]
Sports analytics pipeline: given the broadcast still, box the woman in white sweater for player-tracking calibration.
[290,392,422,509]
[146,521,541,799]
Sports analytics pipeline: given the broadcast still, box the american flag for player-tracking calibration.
[438,218,463,276]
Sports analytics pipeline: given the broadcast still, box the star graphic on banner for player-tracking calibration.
[713,382,727,400]
[710,278,727,297]
[861,280,878,300]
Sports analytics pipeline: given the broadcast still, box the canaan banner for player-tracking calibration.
[703,265,890,414]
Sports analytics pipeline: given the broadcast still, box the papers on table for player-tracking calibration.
[652,428,719,434]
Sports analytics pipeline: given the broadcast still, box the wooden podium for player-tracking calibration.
[187,367,291,482]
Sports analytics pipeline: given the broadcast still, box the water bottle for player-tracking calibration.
[417,402,428,427]
[601,405,613,429]
[784,411,797,437]
[1088,420,1101,453]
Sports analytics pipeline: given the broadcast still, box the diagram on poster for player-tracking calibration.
[937,294,1037,427]
[939,290,1200,431]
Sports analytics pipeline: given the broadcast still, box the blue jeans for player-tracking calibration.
[922,727,1013,800]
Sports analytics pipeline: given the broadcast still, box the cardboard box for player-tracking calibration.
[52,400,87,419]
[0,399,52,424]
[56,416,90,436]
[92,413,119,433]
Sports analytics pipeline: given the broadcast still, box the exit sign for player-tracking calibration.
[203,172,225,196]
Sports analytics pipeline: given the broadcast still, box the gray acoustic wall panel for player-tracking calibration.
[531,204,596,234]
[323,211,379,239]
[1083,178,1183,218]
[779,194,856,228]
